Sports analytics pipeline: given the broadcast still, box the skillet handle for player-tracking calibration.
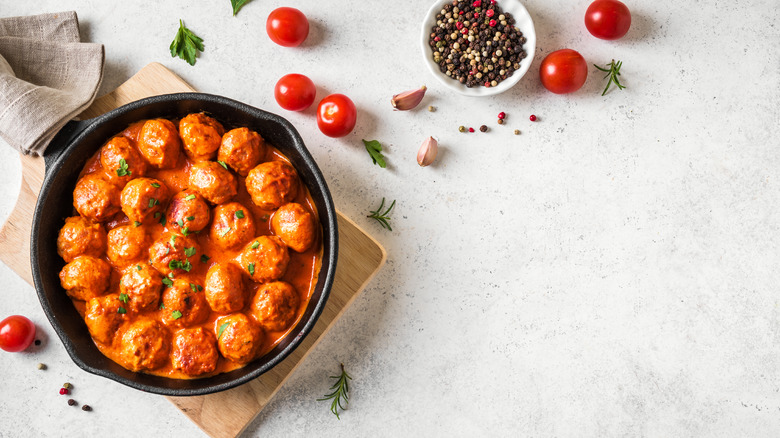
[43,119,92,173]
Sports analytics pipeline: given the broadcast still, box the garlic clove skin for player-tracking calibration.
[391,85,427,111]
[417,136,438,167]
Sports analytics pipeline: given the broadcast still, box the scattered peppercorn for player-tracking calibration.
[37,363,46,370]
[428,105,436,112]
[514,129,520,135]
[59,388,69,395]
[34,339,41,346]
[498,112,506,119]
[67,399,77,406]
[497,119,504,125]
[468,127,475,133]
[529,114,537,122]
[458,125,466,132]
[82,405,92,412]
[479,125,488,132]
[63,382,72,389]
[428,0,528,88]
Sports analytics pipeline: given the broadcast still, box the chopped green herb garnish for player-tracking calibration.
[189,283,199,293]
[160,216,167,226]
[251,241,260,249]
[260,214,269,222]
[235,210,245,219]
[159,303,165,310]
[154,212,161,219]
[133,221,142,227]
[220,227,232,237]
[169,260,182,271]
[169,20,204,66]
[170,235,177,246]
[118,293,129,303]
[182,226,191,236]
[184,194,196,201]
[200,254,210,263]
[186,216,195,221]
[184,247,196,257]
[116,158,132,177]
[217,322,230,339]
[177,219,185,228]
[148,198,157,209]
[182,261,193,272]
[162,277,174,287]
[136,265,142,271]
[248,263,255,276]
[217,160,228,170]
[151,182,161,188]
[118,307,127,314]
[171,310,183,320]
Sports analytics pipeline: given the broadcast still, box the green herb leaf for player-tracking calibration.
[217,160,228,170]
[317,363,352,420]
[184,247,196,258]
[169,260,182,271]
[116,158,132,177]
[186,216,195,221]
[594,59,626,96]
[162,277,174,287]
[148,198,157,209]
[200,254,210,263]
[217,322,230,339]
[170,235,177,246]
[220,227,232,237]
[185,194,196,201]
[118,307,127,314]
[177,219,185,228]
[182,226,191,236]
[169,20,204,66]
[189,283,199,293]
[235,210,245,219]
[251,241,260,249]
[160,216,167,226]
[136,265,142,271]
[182,261,193,272]
[248,263,255,276]
[260,214,269,222]
[367,197,396,231]
[362,139,387,168]
[154,212,161,219]
[159,303,166,310]
[171,310,183,320]
[230,0,252,16]
[118,293,129,304]
[151,182,161,188]
[133,221,142,227]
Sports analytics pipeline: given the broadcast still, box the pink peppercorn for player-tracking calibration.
[489,19,497,27]
[498,112,506,119]
[474,12,479,19]
[472,0,482,6]
[468,127,475,133]
[529,115,537,122]
[456,22,464,30]
[486,9,495,17]
[59,388,69,395]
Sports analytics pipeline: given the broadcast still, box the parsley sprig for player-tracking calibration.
[230,0,252,16]
[317,363,352,420]
[367,197,396,231]
[170,20,204,66]
[362,139,387,168]
[116,159,131,177]
[594,59,626,96]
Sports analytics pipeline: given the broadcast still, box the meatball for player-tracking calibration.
[118,319,169,371]
[215,313,264,364]
[73,173,121,222]
[59,255,111,301]
[250,281,300,332]
[160,279,210,328]
[205,263,246,313]
[245,161,300,210]
[119,263,163,313]
[166,190,210,233]
[210,202,256,250]
[107,224,148,267]
[179,113,225,162]
[57,216,107,263]
[236,235,289,283]
[188,161,237,205]
[84,294,126,345]
[171,327,219,376]
[138,118,181,169]
[271,203,317,253]
[99,136,147,184]
[148,232,200,276]
[120,178,170,224]
[218,128,266,176]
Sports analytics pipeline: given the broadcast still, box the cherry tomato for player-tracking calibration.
[0,315,36,352]
[539,49,588,94]
[317,94,357,138]
[585,0,631,40]
[266,7,309,47]
[274,74,316,112]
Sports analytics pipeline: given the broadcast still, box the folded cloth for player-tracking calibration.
[0,11,104,155]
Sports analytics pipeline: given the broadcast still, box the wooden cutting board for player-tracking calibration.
[0,63,386,438]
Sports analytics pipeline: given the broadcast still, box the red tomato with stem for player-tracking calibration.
[317,94,357,138]
[539,49,588,94]
[585,0,631,40]
[266,7,309,47]
[274,74,316,111]
[0,315,36,352]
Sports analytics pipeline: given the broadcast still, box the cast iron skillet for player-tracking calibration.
[31,93,338,396]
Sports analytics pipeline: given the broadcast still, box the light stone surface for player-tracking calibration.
[1,0,779,436]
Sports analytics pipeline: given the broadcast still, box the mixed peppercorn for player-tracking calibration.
[429,0,527,88]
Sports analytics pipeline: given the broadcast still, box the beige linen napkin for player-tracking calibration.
[0,11,104,155]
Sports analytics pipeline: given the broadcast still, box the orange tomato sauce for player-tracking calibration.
[70,120,322,379]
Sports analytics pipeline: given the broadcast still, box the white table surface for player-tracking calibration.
[1,1,779,436]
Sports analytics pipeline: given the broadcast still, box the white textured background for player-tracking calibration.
[1,0,779,436]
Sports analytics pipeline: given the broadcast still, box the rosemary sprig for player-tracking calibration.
[317,363,352,420]
[367,197,396,231]
[594,59,626,96]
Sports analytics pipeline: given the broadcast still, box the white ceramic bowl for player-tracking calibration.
[420,0,536,96]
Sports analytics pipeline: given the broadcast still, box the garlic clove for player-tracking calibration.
[391,85,427,111]
[417,136,438,167]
